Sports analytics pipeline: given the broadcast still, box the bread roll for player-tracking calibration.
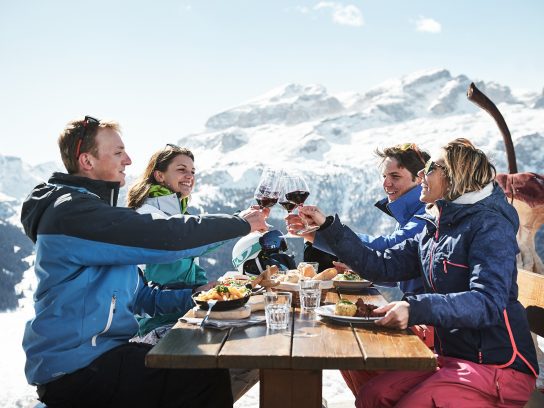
[301,264,317,278]
[314,267,338,281]
[335,300,357,316]
[285,272,300,283]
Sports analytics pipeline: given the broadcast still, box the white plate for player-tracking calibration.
[315,305,381,323]
[332,279,372,290]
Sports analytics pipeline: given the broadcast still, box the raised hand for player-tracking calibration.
[297,205,327,227]
[284,213,316,241]
[239,206,269,232]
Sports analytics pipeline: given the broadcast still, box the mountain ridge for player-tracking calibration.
[1,68,543,297]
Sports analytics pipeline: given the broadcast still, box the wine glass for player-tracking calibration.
[254,167,282,209]
[282,174,319,235]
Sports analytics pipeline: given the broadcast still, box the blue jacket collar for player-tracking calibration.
[374,185,423,225]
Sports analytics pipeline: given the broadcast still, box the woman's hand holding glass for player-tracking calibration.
[296,205,327,228]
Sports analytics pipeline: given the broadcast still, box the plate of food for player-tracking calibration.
[332,270,372,290]
[192,284,251,311]
[315,299,383,324]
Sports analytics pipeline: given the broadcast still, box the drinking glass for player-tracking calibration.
[299,280,321,311]
[264,292,292,330]
[282,174,319,235]
[254,167,282,209]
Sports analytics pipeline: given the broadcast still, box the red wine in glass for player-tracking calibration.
[256,196,279,208]
[285,190,310,205]
[279,200,297,212]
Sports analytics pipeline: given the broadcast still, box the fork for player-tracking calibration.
[200,299,218,327]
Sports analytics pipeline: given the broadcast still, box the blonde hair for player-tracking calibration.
[58,117,120,174]
[441,138,496,201]
[126,145,194,209]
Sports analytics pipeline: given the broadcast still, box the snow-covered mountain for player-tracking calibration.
[1,68,544,276]
[176,70,543,262]
[1,68,544,407]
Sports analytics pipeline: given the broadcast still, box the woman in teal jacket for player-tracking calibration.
[127,145,222,338]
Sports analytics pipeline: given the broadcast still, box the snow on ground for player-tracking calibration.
[234,370,355,408]
[0,307,37,407]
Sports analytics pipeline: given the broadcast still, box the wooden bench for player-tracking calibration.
[518,268,544,408]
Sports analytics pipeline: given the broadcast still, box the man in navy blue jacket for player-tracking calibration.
[21,116,267,407]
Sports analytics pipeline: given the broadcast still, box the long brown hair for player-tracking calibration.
[441,138,496,201]
[126,145,194,209]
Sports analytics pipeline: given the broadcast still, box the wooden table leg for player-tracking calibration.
[260,369,322,408]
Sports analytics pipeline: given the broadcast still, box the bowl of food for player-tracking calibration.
[192,284,251,311]
[332,270,372,290]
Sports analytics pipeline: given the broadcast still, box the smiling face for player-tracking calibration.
[381,157,420,202]
[153,154,195,198]
[85,127,132,186]
[418,153,450,204]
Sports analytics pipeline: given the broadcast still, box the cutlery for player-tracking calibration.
[200,299,217,327]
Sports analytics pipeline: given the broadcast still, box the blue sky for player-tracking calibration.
[1,0,542,172]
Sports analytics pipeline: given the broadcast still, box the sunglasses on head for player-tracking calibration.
[423,160,446,175]
[398,142,426,165]
[75,116,100,159]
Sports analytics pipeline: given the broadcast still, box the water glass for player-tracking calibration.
[264,292,292,330]
[299,280,321,311]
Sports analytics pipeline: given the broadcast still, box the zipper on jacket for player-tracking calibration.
[443,260,469,274]
[427,208,442,292]
[91,295,117,347]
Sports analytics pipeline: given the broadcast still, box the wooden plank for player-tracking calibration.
[291,310,365,370]
[219,311,292,369]
[355,326,436,371]
[145,320,229,369]
[260,369,321,408]
[517,268,544,308]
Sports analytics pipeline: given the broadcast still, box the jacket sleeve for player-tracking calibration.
[407,214,516,329]
[42,194,250,266]
[313,215,426,254]
[354,217,427,251]
[316,214,421,283]
[133,277,194,317]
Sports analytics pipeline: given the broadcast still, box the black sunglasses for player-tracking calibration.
[75,116,100,159]
[423,160,446,175]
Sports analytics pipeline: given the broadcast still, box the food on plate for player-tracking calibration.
[300,264,317,278]
[314,267,338,281]
[252,265,279,287]
[355,298,383,318]
[333,270,363,281]
[285,271,300,283]
[333,298,383,318]
[335,300,357,316]
[222,274,255,286]
[195,284,250,302]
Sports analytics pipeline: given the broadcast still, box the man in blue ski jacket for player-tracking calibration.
[20,116,267,407]
[295,143,430,296]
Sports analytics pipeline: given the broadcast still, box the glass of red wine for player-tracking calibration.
[254,167,282,209]
[282,174,319,235]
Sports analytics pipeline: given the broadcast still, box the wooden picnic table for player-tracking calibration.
[146,288,436,408]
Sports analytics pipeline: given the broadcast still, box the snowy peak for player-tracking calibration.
[0,155,60,203]
[205,83,344,130]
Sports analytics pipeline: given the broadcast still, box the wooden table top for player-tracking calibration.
[146,288,436,372]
